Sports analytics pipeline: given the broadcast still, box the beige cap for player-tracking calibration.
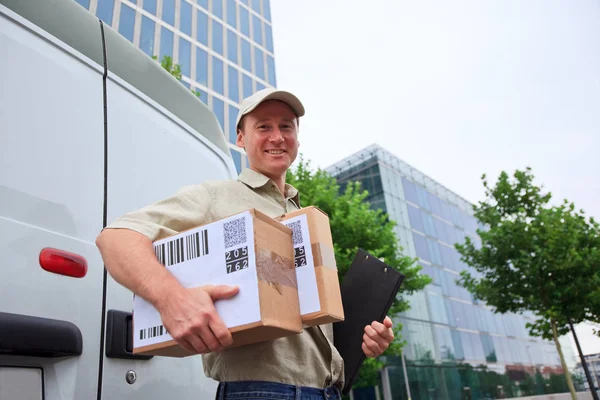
[235,88,305,130]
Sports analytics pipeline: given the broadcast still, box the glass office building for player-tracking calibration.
[73,0,276,173]
[327,144,577,400]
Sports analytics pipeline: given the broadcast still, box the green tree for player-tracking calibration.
[455,167,600,400]
[152,55,202,99]
[286,157,432,388]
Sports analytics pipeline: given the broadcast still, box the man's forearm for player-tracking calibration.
[95,228,183,309]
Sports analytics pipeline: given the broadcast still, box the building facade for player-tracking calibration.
[575,353,600,392]
[327,144,577,400]
[73,0,276,173]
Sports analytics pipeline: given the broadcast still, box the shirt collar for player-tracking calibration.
[238,168,301,206]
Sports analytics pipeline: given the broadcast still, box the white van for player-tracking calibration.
[0,0,236,398]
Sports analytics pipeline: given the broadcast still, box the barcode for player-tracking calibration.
[140,324,167,340]
[223,217,247,249]
[288,220,303,246]
[154,230,209,267]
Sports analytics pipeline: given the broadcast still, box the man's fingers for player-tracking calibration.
[370,321,394,342]
[362,342,376,358]
[383,316,393,328]
[203,285,239,301]
[363,332,383,355]
[197,323,223,353]
[210,319,234,349]
[184,335,208,354]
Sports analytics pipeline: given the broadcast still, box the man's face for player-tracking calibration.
[236,100,299,179]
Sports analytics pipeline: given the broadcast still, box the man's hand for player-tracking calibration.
[362,316,394,358]
[156,284,239,354]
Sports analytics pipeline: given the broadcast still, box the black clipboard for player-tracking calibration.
[333,249,405,395]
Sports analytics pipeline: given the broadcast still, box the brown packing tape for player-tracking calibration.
[255,248,297,293]
[312,242,336,270]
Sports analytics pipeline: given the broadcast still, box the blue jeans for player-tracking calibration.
[215,381,342,400]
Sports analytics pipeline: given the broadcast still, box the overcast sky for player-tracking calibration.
[271,0,600,355]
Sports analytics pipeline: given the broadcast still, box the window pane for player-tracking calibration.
[140,16,155,57]
[264,23,273,53]
[212,97,225,130]
[211,0,223,19]
[212,57,224,95]
[428,290,448,324]
[227,30,238,63]
[212,20,223,55]
[481,334,497,362]
[427,238,442,265]
[180,0,192,36]
[159,27,174,60]
[267,55,276,86]
[256,81,265,91]
[194,87,208,104]
[264,0,271,21]
[451,329,464,360]
[196,10,208,45]
[142,0,156,14]
[434,217,449,243]
[402,178,418,204]
[226,0,237,28]
[75,0,90,9]
[252,15,262,46]
[416,185,431,211]
[195,47,208,85]
[241,38,251,72]
[435,326,455,360]
[96,0,114,25]
[408,204,424,233]
[239,6,250,37]
[179,39,191,77]
[197,0,208,9]
[403,320,435,362]
[422,212,437,237]
[250,0,261,14]
[242,74,252,98]
[231,149,242,174]
[413,233,429,262]
[228,66,239,102]
[118,5,135,42]
[228,104,239,143]
[162,0,175,26]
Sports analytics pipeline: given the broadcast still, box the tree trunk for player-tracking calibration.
[551,318,577,400]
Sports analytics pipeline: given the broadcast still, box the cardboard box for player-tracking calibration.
[132,209,302,357]
[278,206,345,326]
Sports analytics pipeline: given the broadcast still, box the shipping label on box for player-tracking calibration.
[133,210,261,350]
[281,214,321,316]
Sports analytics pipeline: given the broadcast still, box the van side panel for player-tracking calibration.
[100,73,233,399]
[0,7,104,400]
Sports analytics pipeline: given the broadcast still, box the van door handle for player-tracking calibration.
[105,310,153,360]
[0,312,82,357]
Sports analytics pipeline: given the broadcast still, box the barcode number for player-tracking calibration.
[294,246,307,268]
[226,246,249,274]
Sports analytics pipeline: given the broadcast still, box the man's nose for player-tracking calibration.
[268,128,284,143]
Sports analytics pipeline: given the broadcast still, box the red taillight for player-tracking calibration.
[39,248,88,278]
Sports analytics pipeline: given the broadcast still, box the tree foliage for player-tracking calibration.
[455,167,600,399]
[287,157,432,388]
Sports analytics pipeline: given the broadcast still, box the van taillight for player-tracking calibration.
[39,248,88,278]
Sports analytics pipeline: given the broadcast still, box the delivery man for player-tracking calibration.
[95,88,394,400]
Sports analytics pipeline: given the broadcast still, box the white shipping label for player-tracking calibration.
[133,211,260,348]
[282,215,321,315]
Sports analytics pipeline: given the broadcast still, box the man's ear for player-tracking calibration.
[236,129,245,148]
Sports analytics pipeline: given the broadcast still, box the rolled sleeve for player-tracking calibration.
[105,184,214,241]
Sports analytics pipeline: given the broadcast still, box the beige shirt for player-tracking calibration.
[106,168,345,389]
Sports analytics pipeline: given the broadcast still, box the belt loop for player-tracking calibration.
[295,385,302,400]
